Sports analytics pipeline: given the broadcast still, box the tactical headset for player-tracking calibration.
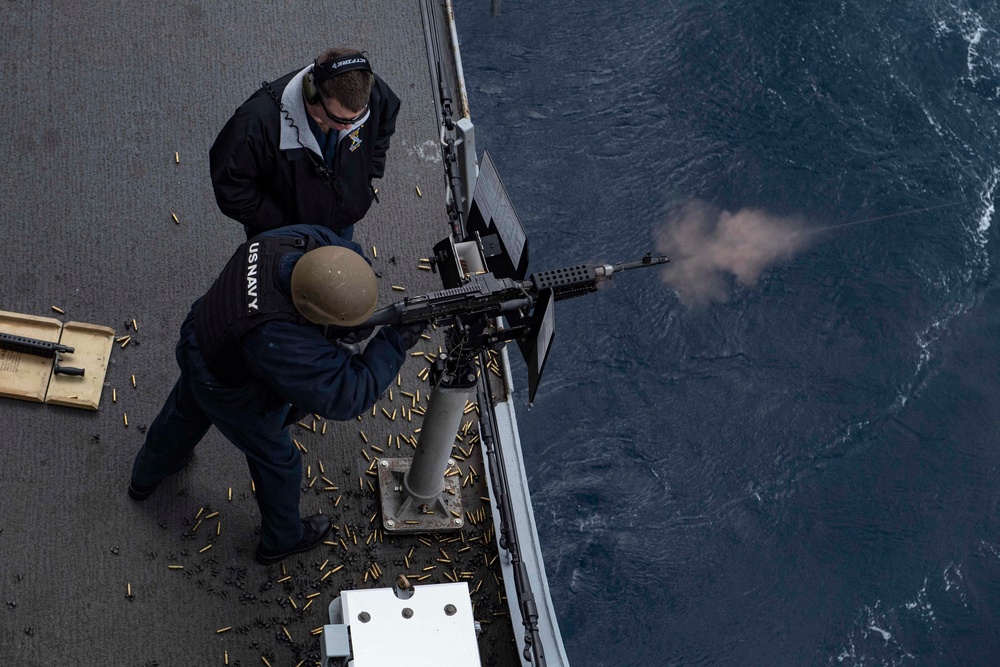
[302,52,373,105]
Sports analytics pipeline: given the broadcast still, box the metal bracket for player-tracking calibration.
[377,457,464,533]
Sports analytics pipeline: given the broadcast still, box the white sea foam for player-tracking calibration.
[868,624,892,643]
[943,561,967,607]
[833,573,952,665]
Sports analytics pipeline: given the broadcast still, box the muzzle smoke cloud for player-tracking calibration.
[655,200,813,307]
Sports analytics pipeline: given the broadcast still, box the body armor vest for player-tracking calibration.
[194,236,316,385]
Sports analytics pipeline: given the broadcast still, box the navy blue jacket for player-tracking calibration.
[182,224,407,420]
[210,66,401,236]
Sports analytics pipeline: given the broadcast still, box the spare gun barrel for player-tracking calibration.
[0,332,85,376]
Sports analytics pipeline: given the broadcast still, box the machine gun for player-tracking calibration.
[357,235,667,402]
[0,332,85,376]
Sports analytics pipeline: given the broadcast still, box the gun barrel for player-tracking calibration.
[0,332,74,358]
[595,254,670,278]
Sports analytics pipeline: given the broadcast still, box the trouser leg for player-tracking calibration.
[130,369,211,488]
[198,401,303,551]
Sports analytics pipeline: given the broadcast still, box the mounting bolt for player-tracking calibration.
[379,459,389,469]
[385,519,395,528]
[453,518,463,527]
[358,612,371,623]
[444,604,457,616]
[447,458,456,467]
[402,607,414,619]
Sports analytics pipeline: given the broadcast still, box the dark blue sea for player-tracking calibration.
[455,1,1000,665]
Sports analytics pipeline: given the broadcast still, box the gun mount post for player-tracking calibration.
[378,339,477,533]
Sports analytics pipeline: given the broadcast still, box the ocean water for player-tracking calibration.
[454,1,1000,665]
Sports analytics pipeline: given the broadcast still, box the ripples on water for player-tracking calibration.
[456,1,999,664]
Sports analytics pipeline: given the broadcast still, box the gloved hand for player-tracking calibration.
[389,321,427,350]
[340,326,375,345]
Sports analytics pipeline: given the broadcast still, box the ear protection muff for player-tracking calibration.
[303,52,373,105]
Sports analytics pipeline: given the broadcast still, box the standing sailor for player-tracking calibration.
[127,224,423,564]
[210,48,401,239]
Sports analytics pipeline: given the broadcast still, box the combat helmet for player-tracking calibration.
[290,246,377,326]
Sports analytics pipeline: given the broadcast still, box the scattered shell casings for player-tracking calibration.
[262,657,272,667]
[199,544,212,553]
[168,564,184,570]
[391,285,406,292]
[51,305,65,314]
[123,413,128,427]
[126,582,132,598]
[282,626,292,641]
[171,212,179,224]
[175,151,179,164]
[415,186,422,197]
[131,374,136,388]
[227,487,232,501]
[131,318,138,331]
[112,388,117,403]
[216,626,231,633]
[372,245,378,258]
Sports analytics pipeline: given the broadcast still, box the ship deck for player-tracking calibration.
[0,2,523,664]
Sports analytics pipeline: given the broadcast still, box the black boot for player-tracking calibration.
[128,451,194,501]
[254,514,332,565]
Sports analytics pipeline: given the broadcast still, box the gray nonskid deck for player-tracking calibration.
[0,1,521,664]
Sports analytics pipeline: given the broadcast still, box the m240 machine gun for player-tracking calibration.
[361,237,667,403]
